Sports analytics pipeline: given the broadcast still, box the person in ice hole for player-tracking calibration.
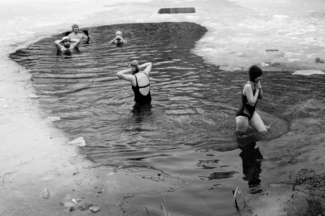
[235,65,270,133]
[67,24,91,45]
[116,60,152,105]
[109,31,127,46]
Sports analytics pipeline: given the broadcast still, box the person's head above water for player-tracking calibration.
[61,36,71,48]
[109,30,126,46]
[249,65,263,83]
[128,60,139,74]
[72,24,79,33]
[116,31,122,37]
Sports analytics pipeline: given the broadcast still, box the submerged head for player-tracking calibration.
[72,24,79,33]
[129,60,139,74]
[249,65,263,83]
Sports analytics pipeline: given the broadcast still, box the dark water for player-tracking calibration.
[10,22,325,215]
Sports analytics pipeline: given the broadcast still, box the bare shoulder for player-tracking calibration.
[243,82,251,89]
[243,82,253,94]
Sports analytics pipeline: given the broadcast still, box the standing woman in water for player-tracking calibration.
[236,65,268,132]
[117,60,152,105]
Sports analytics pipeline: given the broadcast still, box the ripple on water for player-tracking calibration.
[9,21,325,216]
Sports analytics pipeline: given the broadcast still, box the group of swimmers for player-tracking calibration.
[53,24,269,134]
[54,24,127,52]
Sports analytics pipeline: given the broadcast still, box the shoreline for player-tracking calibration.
[4,33,325,216]
[1,0,325,215]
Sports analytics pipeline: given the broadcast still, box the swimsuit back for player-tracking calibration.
[132,73,151,105]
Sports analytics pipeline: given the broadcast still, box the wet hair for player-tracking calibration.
[248,65,263,82]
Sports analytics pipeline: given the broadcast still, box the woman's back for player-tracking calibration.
[133,73,150,96]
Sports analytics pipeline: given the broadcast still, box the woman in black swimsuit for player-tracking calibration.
[236,65,269,132]
[116,60,152,105]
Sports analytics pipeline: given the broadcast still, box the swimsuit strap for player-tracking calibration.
[134,75,139,87]
[139,83,150,88]
[134,74,150,88]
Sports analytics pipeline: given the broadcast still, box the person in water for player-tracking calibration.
[236,65,269,132]
[109,31,127,46]
[68,24,90,44]
[54,36,80,52]
[116,60,152,105]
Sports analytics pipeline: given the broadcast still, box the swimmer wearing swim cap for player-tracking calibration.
[235,65,270,133]
[68,24,91,44]
[109,31,127,46]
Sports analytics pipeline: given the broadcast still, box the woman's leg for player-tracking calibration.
[236,116,249,132]
[249,112,267,132]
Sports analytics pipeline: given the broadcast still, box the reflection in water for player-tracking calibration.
[200,171,238,180]
[8,21,325,216]
[238,141,263,194]
[10,22,323,165]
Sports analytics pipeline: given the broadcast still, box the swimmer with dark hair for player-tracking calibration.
[109,31,127,46]
[54,36,80,52]
[116,60,152,105]
[235,65,270,132]
[68,24,91,44]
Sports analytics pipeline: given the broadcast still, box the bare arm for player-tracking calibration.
[244,84,260,106]
[116,67,135,83]
[109,36,127,44]
[54,40,63,50]
[82,30,91,43]
[138,62,152,76]
[70,39,80,49]
[119,37,127,44]
[109,37,118,44]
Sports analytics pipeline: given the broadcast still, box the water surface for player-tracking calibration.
[10,22,325,215]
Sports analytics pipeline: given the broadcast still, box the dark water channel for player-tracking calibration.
[10,22,325,215]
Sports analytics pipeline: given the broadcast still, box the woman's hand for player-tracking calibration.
[256,81,262,89]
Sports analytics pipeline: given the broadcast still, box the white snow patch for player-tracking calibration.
[292,70,325,75]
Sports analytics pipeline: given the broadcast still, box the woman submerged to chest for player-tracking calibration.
[132,72,151,105]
